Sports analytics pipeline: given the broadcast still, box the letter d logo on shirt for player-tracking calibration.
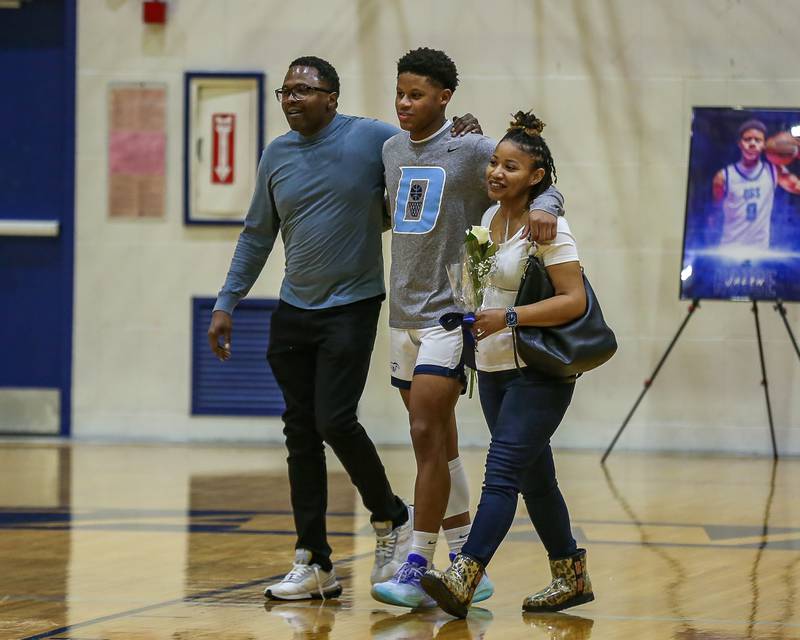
[393,166,446,234]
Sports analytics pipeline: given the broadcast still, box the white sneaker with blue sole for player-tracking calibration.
[371,553,436,609]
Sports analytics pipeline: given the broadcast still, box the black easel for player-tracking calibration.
[774,299,800,360]
[751,301,778,460]
[601,299,798,463]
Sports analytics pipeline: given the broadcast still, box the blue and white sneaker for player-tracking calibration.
[450,552,494,603]
[371,553,436,609]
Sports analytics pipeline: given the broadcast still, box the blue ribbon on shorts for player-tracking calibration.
[438,311,477,371]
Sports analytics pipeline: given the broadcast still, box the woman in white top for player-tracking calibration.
[421,111,593,618]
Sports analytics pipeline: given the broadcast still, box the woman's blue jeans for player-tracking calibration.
[462,368,577,567]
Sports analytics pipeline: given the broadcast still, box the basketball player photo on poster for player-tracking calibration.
[681,107,800,301]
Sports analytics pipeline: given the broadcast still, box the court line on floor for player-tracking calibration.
[0,506,800,535]
[6,524,797,552]
[19,552,370,640]
[5,523,360,536]
[3,506,799,533]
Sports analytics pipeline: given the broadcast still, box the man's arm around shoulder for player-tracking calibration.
[526,185,564,243]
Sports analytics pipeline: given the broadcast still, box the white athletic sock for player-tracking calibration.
[409,530,438,566]
[445,523,472,556]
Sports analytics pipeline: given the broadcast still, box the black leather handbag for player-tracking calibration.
[512,256,617,377]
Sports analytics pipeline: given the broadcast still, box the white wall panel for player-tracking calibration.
[74,0,800,455]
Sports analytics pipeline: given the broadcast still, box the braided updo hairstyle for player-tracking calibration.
[501,110,557,201]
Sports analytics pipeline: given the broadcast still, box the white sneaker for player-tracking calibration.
[371,505,413,584]
[264,549,342,601]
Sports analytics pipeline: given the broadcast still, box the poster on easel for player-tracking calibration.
[680,107,800,301]
[108,83,166,218]
[184,72,265,225]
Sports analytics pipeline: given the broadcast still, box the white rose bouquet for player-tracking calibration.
[461,225,498,311]
[443,225,498,397]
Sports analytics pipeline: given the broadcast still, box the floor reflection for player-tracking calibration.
[262,592,597,639]
[522,611,595,639]
[603,460,793,640]
[602,462,691,633]
[264,601,341,640]
[0,445,71,639]
[745,460,778,639]
[369,607,493,640]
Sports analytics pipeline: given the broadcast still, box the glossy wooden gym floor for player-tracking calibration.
[0,442,798,640]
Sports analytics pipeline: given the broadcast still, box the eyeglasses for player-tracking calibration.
[274,84,336,102]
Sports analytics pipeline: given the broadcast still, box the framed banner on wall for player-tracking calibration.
[108,82,167,218]
[184,72,265,225]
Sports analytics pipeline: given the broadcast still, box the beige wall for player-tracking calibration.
[74,0,800,454]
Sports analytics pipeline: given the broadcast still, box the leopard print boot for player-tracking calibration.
[420,553,484,619]
[523,548,594,613]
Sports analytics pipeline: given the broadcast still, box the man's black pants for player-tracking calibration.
[267,295,405,567]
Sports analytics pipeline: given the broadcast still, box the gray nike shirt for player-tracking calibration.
[383,122,564,329]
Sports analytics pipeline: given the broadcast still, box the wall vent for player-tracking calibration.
[192,298,284,416]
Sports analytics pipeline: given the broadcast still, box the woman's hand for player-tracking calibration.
[473,308,506,341]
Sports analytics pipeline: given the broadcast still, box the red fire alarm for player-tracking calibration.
[143,1,167,24]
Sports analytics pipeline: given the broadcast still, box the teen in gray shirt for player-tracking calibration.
[371,47,563,610]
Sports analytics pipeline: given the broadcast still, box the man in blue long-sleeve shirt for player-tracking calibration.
[207,56,487,601]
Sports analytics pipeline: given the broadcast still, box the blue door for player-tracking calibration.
[0,0,76,435]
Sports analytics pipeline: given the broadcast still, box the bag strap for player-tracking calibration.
[511,257,533,377]
[511,327,524,376]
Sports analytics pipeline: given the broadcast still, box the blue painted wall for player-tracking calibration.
[0,0,76,434]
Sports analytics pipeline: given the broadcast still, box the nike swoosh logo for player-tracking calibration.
[447,146,459,152]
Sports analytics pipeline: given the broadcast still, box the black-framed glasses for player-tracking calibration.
[274,84,336,102]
